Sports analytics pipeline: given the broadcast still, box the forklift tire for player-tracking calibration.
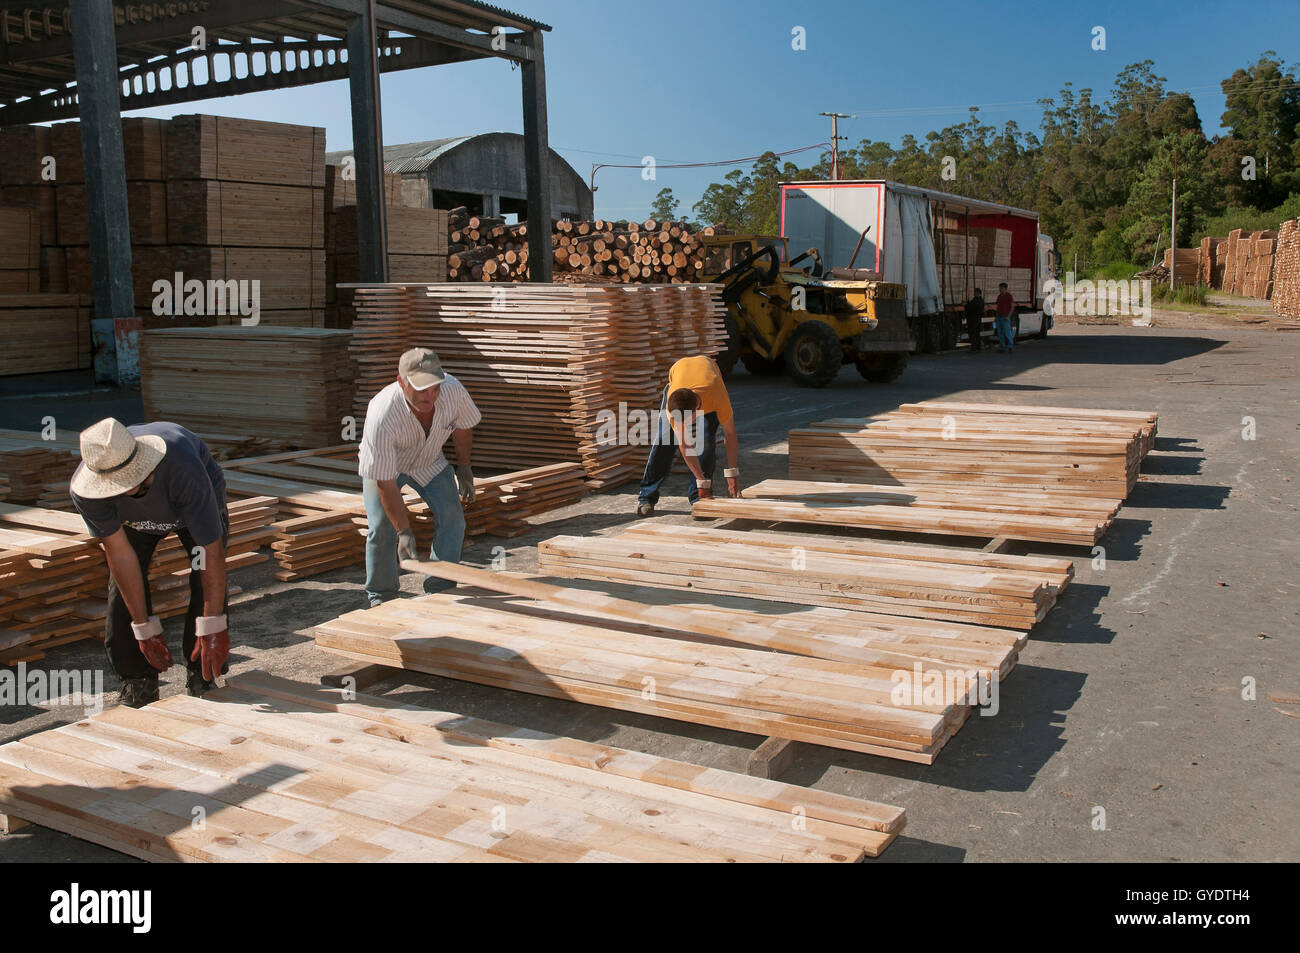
[855,352,909,383]
[740,350,785,376]
[784,320,842,388]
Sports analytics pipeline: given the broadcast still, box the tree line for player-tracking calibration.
[649,54,1300,273]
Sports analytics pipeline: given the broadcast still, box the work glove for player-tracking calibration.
[190,615,230,683]
[456,464,476,505]
[397,528,419,561]
[697,479,714,501]
[725,467,741,499]
[131,615,173,673]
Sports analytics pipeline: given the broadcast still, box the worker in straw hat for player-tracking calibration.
[358,347,481,608]
[69,419,232,709]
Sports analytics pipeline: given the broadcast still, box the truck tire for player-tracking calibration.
[716,313,742,377]
[785,320,842,388]
[1037,314,1050,339]
[939,314,959,351]
[740,350,785,376]
[855,352,909,383]
[915,316,939,354]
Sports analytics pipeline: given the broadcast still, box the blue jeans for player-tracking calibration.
[363,467,465,601]
[638,389,720,507]
[995,315,1014,351]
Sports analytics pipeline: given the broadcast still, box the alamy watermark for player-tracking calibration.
[152,272,261,326]
[1047,272,1152,321]
[891,663,1000,717]
[594,403,707,455]
[0,663,104,716]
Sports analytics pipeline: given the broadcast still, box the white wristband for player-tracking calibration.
[131,616,163,642]
[195,615,228,637]
[698,479,712,488]
[724,468,740,478]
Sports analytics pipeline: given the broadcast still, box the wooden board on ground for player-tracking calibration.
[0,672,904,861]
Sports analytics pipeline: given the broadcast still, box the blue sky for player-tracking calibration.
[121,0,1298,220]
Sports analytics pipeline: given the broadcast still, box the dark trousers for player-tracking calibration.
[638,395,720,507]
[106,510,229,681]
[966,313,983,350]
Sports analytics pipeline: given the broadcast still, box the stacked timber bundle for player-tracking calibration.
[788,402,1158,500]
[538,524,1074,631]
[1162,247,1201,286]
[220,448,587,581]
[1273,218,1300,320]
[0,294,92,377]
[0,499,275,664]
[0,205,39,292]
[0,430,82,502]
[347,282,727,485]
[0,672,907,861]
[446,210,716,284]
[140,327,356,449]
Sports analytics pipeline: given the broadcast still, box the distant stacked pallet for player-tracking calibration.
[347,282,726,486]
[0,430,81,502]
[790,402,1158,500]
[0,499,275,664]
[694,478,1119,545]
[140,327,356,449]
[317,585,972,764]
[538,524,1074,630]
[0,672,905,861]
[221,448,587,581]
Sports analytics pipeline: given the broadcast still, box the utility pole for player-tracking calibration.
[820,112,854,180]
[1170,149,1178,293]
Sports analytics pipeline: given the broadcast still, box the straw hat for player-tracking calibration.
[70,419,166,500]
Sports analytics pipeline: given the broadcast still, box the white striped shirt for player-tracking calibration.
[358,375,482,484]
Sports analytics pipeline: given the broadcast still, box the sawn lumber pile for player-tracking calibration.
[0,499,275,663]
[314,564,990,763]
[140,327,356,449]
[0,672,905,861]
[0,429,82,503]
[789,402,1158,499]
[446,211,719,284]
[537,523,1074,631]
[221,447,586,581]
[347,282,727,485]
[1274,218,1300,320]
[694,478,1121,546]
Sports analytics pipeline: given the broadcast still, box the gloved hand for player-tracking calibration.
[697,479,714,501]
[132,616,173,672]
[727,476,741,498]
[190,615,230,683]
[456,464,476,505]
[397,528,418,561]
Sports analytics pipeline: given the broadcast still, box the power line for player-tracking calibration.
[588,141,831,193]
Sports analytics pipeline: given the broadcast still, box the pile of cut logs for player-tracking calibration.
[445,207,724,284]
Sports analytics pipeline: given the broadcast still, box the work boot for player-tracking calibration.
[119,675,159,709]
[636,503,655,518]
[186,669,218,698]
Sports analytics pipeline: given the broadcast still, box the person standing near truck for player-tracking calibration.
[994,282,1016,353]
[965,288,986,353]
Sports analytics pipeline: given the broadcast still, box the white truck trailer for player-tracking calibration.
[779,180,1061,353]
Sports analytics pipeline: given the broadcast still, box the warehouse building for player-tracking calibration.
[327,133,593,222]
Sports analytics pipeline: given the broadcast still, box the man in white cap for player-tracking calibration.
[69,419,231,708]
[358,348,481,608]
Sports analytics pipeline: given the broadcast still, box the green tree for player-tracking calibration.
[1219,53,1300,207]
[649,187,680,222]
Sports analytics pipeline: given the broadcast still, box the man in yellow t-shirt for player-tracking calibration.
[636,355,742,517]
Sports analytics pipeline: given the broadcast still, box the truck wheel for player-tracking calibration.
[716,313,742,377]
[915,317,939,354]
[940,315,959,351]
[855,352,909,383]
[1037,314,1050,340]
[785,320,842,388]
[740,350,785,376]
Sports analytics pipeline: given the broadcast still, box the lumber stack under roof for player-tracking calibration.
[346,282,727,486]
[0,499,275,664]
[538,523,1074,630]
[789,402,1158,499]
[694,478,1120,546]
[220,447,586,581]
[0,429,81,503]
[140,327,357,449]
[0,672,906,861]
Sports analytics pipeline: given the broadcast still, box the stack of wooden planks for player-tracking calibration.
[1274,218,1300,320]
[140,327,356,449]
[446,211,718,284]
[316,575,977,764]
[789,402,1158,500]
[0,204,40,292]
[220,447,587,581]
[695,478,1120,546]
[0,672,905,861]
[0,293,92,377]
[0,499,275,664]
[0,429,82,502]
[347,282,727,486]
[537,523,1074,630]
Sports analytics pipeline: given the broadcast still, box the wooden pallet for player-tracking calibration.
[0,672,904,861]
[693,478,1120,546]
[538,523,1074,631]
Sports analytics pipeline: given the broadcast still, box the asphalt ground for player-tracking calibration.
[1,318,1297,862]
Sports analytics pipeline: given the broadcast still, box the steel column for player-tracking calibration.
[520,31,552,282]
[347,3,388,282]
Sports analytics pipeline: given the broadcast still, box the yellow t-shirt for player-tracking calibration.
[667,356,734,426]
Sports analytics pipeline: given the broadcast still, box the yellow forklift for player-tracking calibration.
[700,234,912,387]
